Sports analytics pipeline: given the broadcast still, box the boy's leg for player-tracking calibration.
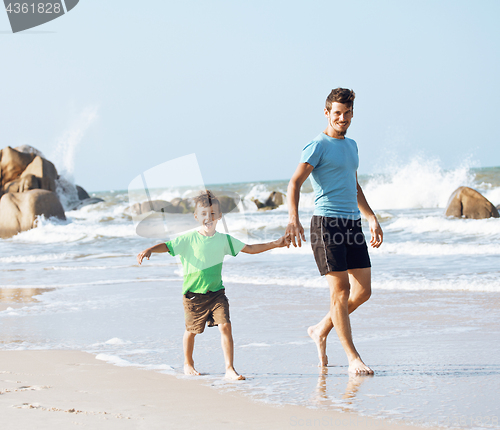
[183,330,200,375]
[218,323,245,380]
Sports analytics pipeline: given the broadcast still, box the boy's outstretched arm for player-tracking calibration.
[137,243,169,265]
[240,235,290,255]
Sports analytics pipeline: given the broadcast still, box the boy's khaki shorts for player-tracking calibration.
[183,289,230,334]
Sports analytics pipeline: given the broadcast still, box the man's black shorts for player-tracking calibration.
[310,216,371,275]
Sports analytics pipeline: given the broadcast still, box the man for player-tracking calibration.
[286,88,383,374]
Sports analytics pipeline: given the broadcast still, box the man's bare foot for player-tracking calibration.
[184,363,200,376]
[308,325,328,367]
[225,367,245,380]
[348,357,373,375]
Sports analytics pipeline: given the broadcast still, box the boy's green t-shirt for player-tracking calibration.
[165,230,246,295]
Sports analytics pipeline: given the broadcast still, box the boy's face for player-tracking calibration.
[194,204,222,235]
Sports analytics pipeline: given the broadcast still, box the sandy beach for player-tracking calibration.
[0,350,444,430]
[2,172,500,429]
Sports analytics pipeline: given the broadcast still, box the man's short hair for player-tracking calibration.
[194,190,221,211]
[325,88,355,112]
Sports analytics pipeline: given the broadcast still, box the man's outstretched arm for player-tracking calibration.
[286,162,314,247]
[356,174,383,248]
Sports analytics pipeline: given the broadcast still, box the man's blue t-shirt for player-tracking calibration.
[300,133,360,220]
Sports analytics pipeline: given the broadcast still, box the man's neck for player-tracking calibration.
[323,127,346,139]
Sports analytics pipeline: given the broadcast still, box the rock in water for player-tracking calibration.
[14,145,45,158]
[0,146,36,189]
[76,185,90,200]
[252,191,286,211]
[1,148,58,194]
[218,195,238,213]
[445,187,499,219]
[264,191,285,208]
[0,190,66,238]
[125,200,175,216]
[72,197,105,210]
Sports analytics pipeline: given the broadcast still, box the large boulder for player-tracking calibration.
[265,191,285,208]
[445,187,499,219]
[170,197,194,214]
[3,174,39,193]
[0,146,36,189]
[125,200,176,216]
[0,190,66,238]
[76,185,90,200]
[21,155,58,191]
[4,156,59,194]
[252,191,286,211]
[1,148,58,194]
[72,197,105,210]
[14,145,44,157]
[218,195,238,213]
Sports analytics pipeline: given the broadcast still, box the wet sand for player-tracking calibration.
[0,350,440,430]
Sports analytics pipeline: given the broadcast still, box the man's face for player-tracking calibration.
[194,204,222,234]
[324,102,353,137]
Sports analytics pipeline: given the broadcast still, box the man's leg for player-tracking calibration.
[218,323,245,380]
[308,267,372,367]
[327,270,373,374]
[183,330,200,375]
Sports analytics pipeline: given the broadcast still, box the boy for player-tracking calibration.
[137,190,290,380]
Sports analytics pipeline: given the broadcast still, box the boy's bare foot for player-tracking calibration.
[348,357,373,375]
[308,325,328,367]
[184,364,200,376]
[225,368,245,380]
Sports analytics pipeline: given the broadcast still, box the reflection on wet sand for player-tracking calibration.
[343,373,373,402]
[313,368,373,411]
[0,288,53,311]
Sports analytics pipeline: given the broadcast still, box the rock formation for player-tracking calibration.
[252,191,286,211]
[0,189,65,239]
[126,193,241,217]
[0,145,98,238]
[445,187,499,219]
[126,200,175,216]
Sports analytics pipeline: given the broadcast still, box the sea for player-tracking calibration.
[1,159,500,429]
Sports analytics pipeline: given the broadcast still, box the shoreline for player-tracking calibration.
[0,350,441,430]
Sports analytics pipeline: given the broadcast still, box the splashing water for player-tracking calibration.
[50,106,99,210]
[363,157,476,210]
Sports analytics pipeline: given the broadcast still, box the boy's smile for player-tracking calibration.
[194,204,222,236]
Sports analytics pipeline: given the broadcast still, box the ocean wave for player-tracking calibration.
[0,278,181,289]
[43,265,133,271]
[372,242,500,256]
[363,157,476,210]
[8,215,136,243]
[94,353,174,373]
[372,277,500,293]
[0,253,80,264]
[224,273,500,292]
[385,216,500,237]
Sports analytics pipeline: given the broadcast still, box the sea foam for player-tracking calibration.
[363,157,475,210]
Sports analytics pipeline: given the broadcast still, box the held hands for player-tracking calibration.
[285,219,305,247]
[368,217,383,248]
[137,248,152,265]
[275,234,292,248]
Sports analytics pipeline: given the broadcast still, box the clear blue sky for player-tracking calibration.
[1,0,499,192]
